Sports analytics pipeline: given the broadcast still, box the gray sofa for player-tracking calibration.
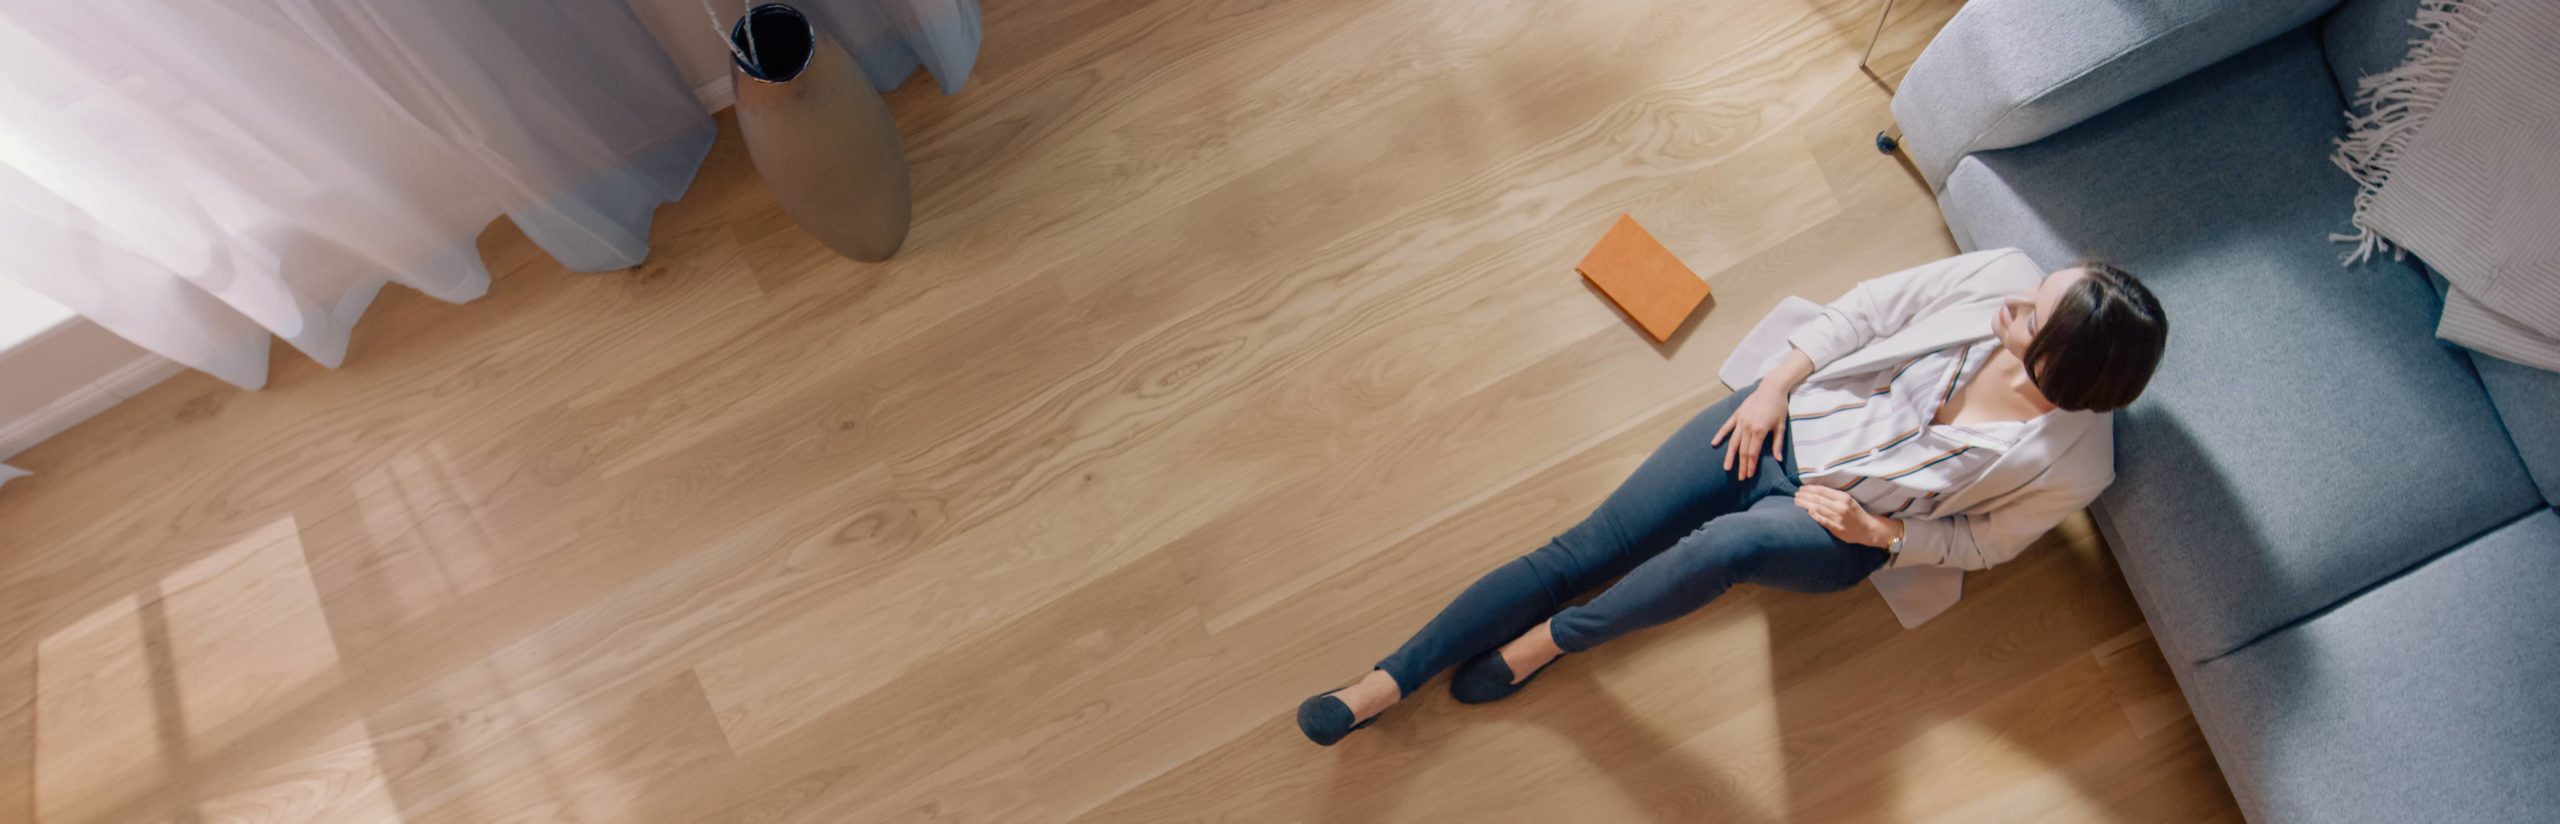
[1890,1,2560,821]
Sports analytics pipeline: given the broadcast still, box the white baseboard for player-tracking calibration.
[696,73,735,114]
[0,354,181,461]
[101,354,185,398]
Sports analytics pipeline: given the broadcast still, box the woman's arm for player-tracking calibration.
[1795,468,2109,570]
[1792,486,1902,547]
[1885,476,2109,571]
[1787,248,2031,370]
[1758,347,1818,395]
[1713,348,1818,480]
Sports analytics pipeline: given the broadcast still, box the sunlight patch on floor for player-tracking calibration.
[34,516,384,824]
[348,443,507,630]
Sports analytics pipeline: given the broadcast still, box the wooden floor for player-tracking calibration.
[0,0,2242,821]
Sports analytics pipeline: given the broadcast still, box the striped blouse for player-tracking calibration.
[1787,340,2024,521]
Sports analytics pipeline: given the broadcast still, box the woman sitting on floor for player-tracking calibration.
[1300,248,2169,745]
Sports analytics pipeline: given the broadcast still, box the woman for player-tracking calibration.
[1299,248,2168,745]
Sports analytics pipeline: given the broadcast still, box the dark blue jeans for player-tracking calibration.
[1374,387,1890,694]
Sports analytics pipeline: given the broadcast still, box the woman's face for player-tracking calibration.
[1993,267,2088,359]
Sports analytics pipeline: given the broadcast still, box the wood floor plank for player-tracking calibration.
[0,0,2242,821]
[691,378,1750,824]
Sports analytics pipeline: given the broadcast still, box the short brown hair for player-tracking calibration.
[2024,261,2167,412]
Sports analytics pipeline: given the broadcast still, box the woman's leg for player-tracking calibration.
[1544,497,1888,653]
[1369,388,1782,695]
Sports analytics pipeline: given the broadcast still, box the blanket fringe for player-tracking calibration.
[2329,0,2496,264]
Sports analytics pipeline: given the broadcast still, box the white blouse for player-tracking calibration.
[1787,340,2026,521]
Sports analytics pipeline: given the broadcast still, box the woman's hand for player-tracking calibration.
[1793,486,1905,548]
[1712,386,1791,480]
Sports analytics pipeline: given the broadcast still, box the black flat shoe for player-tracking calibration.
[1297,692,1379,746]
[1449,649,1560,705]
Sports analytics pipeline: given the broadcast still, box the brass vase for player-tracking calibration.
[730,3,911,262]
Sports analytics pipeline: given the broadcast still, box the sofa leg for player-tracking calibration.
[1857,0,1900,72]
[1874,128,1901,156]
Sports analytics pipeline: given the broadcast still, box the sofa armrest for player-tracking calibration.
[1890,0,2337,190]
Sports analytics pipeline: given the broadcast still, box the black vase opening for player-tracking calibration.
[730,4,815,83]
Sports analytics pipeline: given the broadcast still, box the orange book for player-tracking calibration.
[1576,215,1710,342]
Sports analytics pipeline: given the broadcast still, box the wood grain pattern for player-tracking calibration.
[0,0,2239,821]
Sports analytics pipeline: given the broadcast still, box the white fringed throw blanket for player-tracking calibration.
[2331,0,2560,371]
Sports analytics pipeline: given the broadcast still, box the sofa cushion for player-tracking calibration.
[1891,0,2339,189]
[2421,270,2560,505]
[1934,27,2543,662]
[2180,509,2560,824]
[2472,352,2560,505]
[2319,0,2426,104]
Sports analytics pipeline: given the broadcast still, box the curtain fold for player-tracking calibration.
[0,0,714,389]
[805,0,983,94]
[0,0,983,393]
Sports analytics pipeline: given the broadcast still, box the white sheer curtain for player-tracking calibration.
[0,0,714,389]
[806,0,982,94]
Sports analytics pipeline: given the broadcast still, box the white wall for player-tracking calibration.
[0,281,182,460]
